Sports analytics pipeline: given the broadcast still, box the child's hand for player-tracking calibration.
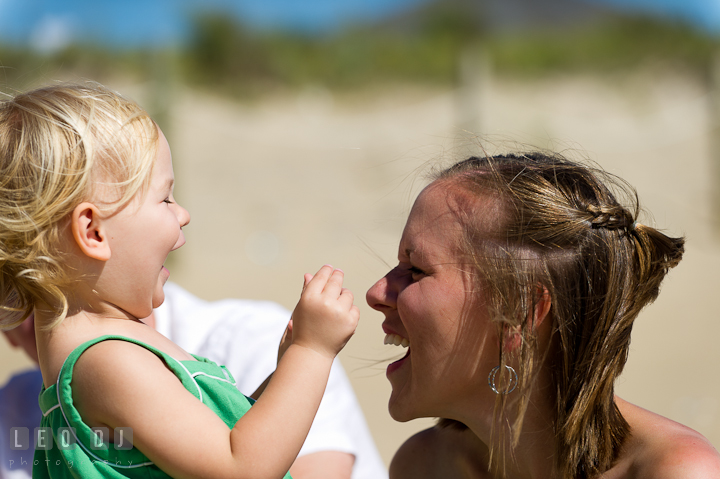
[290,265,359,359]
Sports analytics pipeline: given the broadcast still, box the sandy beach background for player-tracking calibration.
[1,68,719,465]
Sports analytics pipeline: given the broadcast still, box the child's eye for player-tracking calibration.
[163,198,174,204]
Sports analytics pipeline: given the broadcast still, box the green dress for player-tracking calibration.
[33,335,292,479]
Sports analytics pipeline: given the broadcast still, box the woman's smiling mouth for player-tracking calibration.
[384,333,409,348]
[384,333,411,377]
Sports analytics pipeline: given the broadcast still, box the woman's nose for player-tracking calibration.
[366,272,397,312]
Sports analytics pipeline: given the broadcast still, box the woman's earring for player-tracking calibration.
[488,365,518,394]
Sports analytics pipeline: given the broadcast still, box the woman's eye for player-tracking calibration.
[394,263,426,281]
[408,266,426,278]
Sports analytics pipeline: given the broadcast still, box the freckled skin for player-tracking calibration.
[367,183,499,424]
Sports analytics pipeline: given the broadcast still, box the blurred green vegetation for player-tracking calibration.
[488,16,717,75]
[0,5,717,98]
[0,43,160,90]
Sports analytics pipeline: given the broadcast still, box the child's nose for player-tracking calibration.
[176,204,190,228]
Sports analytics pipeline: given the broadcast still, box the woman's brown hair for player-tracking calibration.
[436,151,684,478]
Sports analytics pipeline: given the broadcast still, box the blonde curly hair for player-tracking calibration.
[0,83,159,329]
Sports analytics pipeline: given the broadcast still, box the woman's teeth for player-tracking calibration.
[384,333,409,348]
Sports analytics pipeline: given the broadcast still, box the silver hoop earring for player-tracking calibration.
[488,365,518,394]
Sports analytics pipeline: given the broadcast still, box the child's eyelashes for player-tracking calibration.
[163,198,174,204]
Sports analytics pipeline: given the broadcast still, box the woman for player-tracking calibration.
[367,152,720,478]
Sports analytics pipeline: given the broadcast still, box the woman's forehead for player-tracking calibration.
[410,181,503,230]
[400,184,478,257]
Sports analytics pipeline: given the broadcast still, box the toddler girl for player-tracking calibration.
[0,83,359,478]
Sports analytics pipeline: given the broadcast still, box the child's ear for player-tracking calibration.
[71,202,111,261]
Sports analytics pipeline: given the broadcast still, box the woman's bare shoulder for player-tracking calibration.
[389,425,489,479]
[615,397,720,479]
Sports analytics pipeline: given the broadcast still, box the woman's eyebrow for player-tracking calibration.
[406,247,425,261]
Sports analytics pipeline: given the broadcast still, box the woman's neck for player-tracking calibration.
[464,409,558,479]
[455,370,560,479]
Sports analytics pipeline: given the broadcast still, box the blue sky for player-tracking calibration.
[586,0,720,32]
[0,0,431,49]
[0,0,717,51]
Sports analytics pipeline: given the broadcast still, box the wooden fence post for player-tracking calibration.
[455,43,491,146]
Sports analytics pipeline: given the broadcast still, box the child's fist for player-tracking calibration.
[290,265,359,359]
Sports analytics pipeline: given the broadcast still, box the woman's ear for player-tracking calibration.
[502,324,523,352]
[532,285,552,329]
[502,285,552,353]
[71,202,111,261]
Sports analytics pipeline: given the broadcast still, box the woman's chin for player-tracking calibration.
[388,400,413,423]
[387,386,421,423]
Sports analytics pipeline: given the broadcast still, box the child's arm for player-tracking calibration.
[72,265,358,479]
[250,316,293,400]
